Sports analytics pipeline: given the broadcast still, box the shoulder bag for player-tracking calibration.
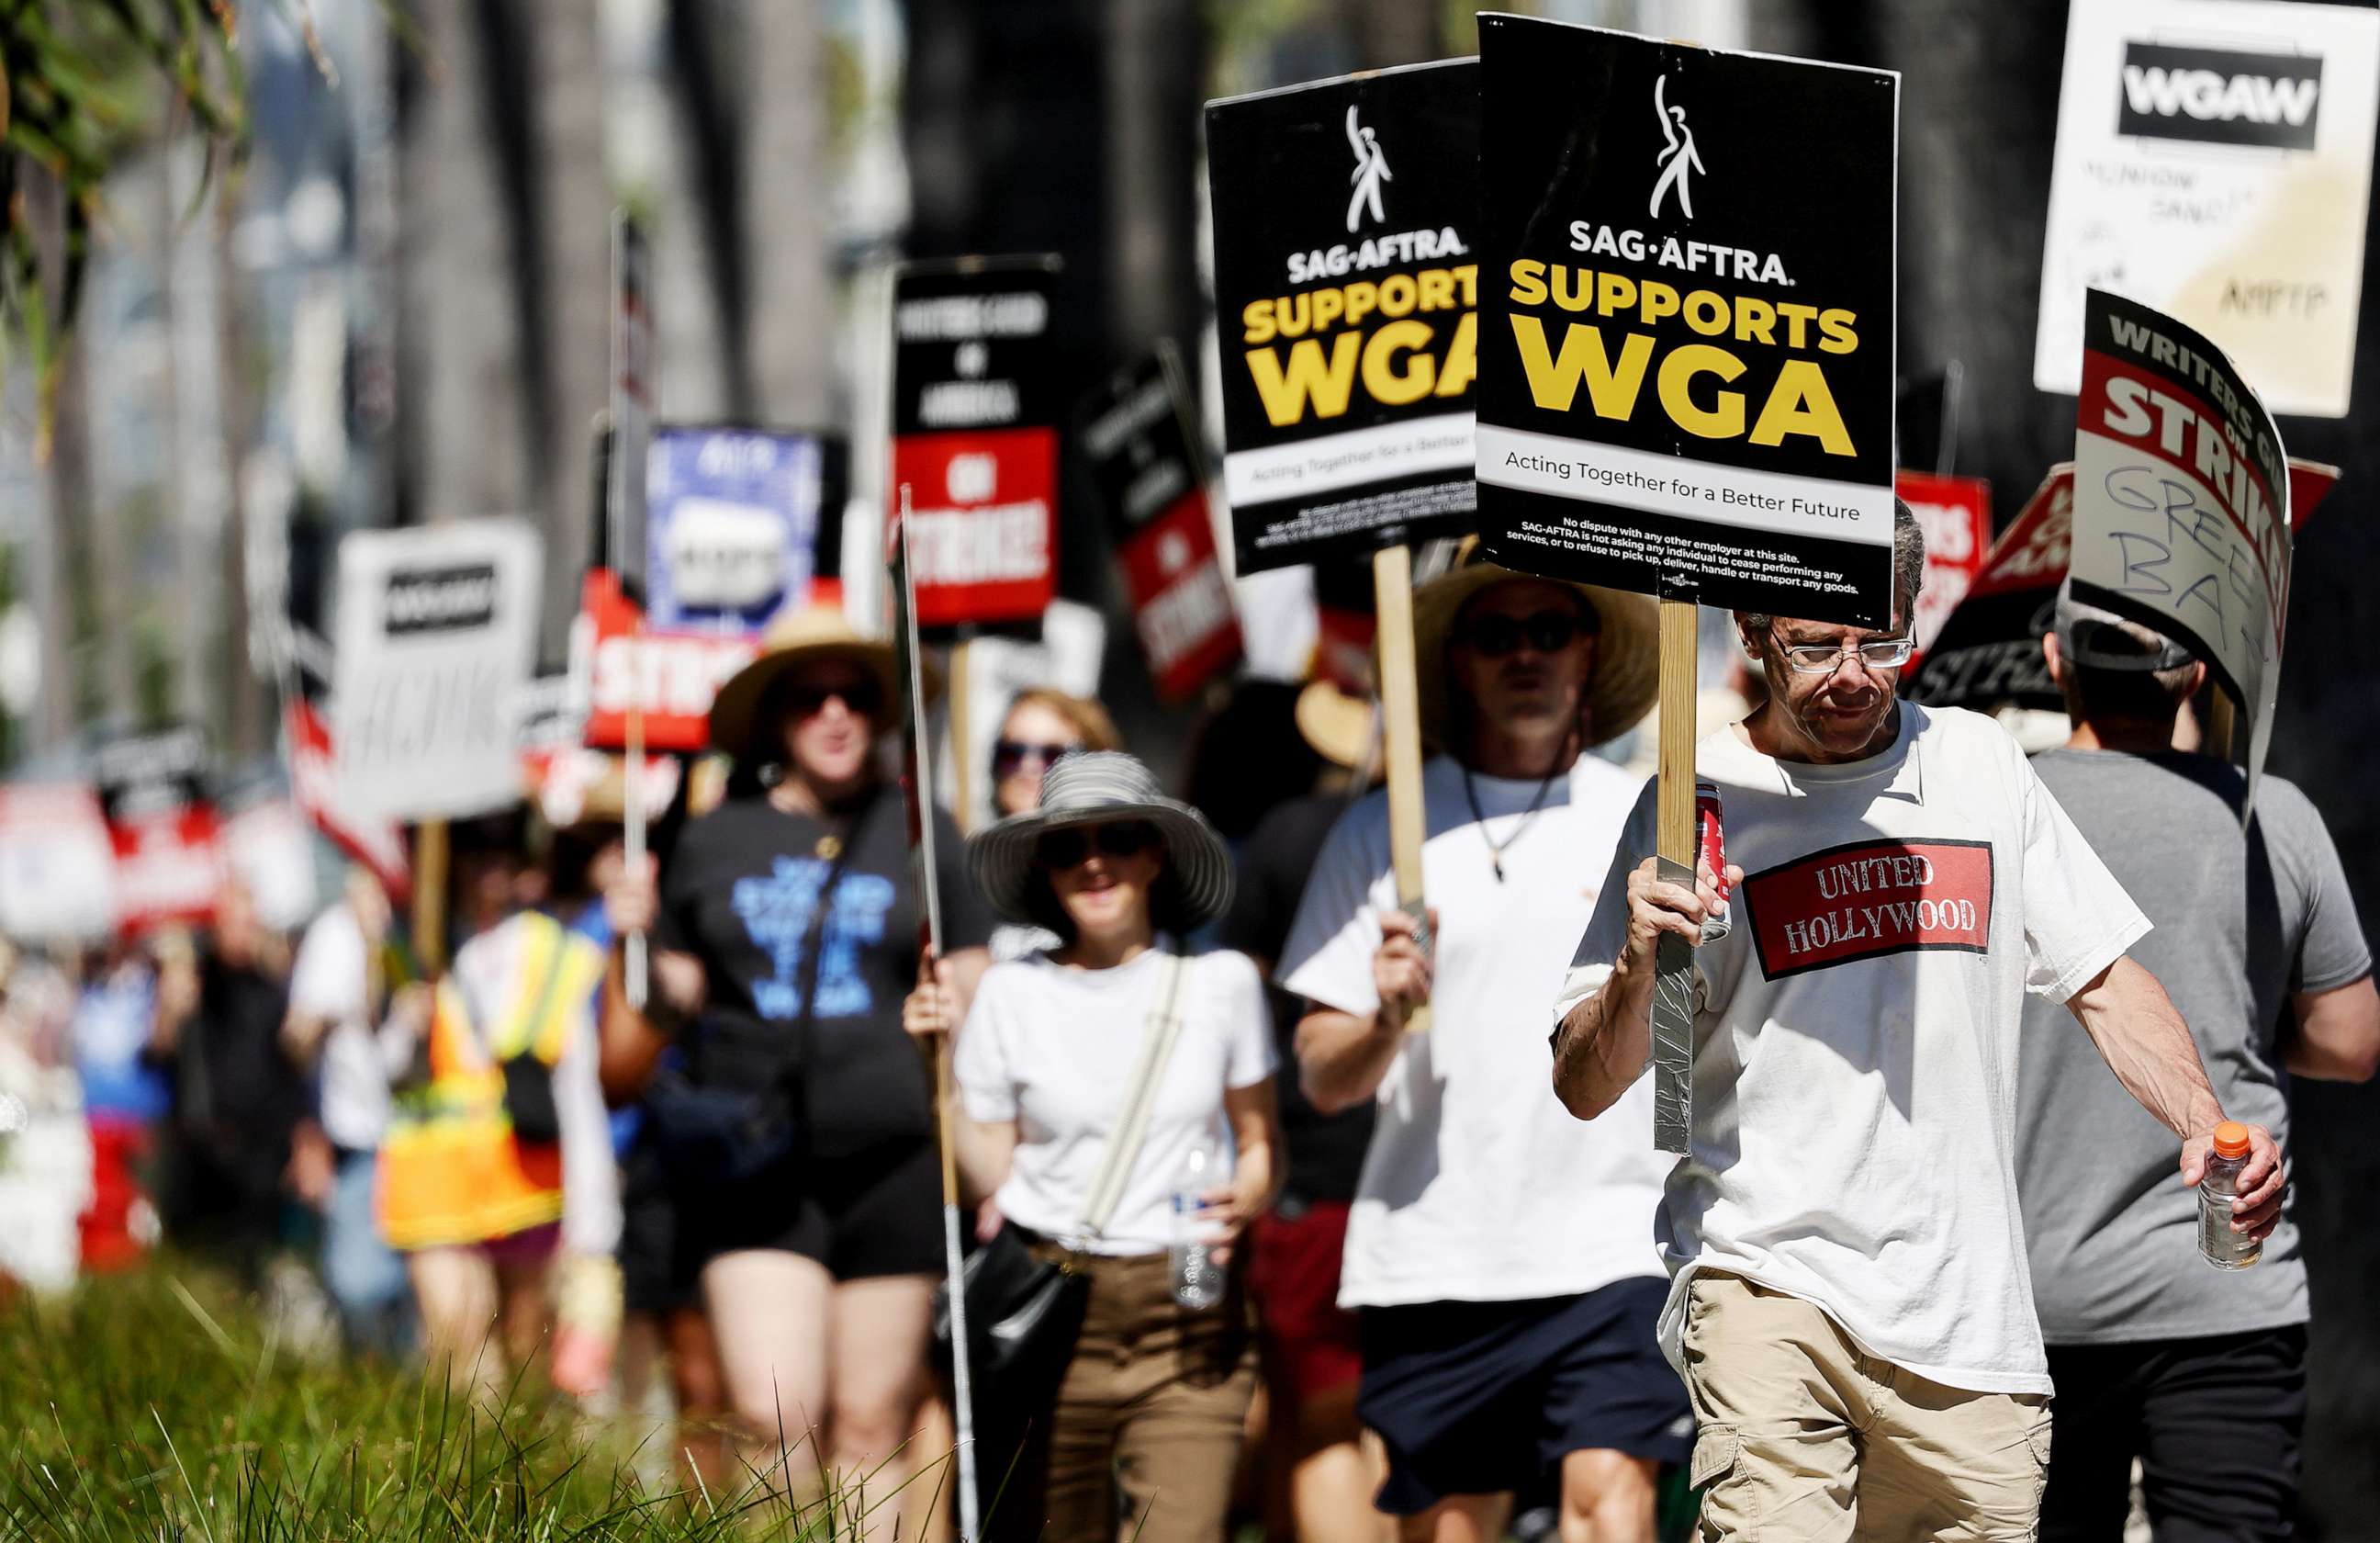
[932,949,1194,1413]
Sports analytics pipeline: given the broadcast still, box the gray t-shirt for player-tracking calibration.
[2016,749,2370,1344]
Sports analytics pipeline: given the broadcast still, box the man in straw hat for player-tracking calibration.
[1279,539,1686,1543]
[1552,506,2287,1540]
[2014,584,2373,1541]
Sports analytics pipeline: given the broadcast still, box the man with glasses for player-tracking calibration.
[1549,505,2285,1541]
[1280,542,1685,1543]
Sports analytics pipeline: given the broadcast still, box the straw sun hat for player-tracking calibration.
[706,603,942,759]
[966,750,1234,930]
[1408,538,1660,749]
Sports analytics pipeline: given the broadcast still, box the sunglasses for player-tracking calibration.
[1454,609,1595,659]
[783,677,883,719]
[1035,821,1160,871]
[994,739,1077,775]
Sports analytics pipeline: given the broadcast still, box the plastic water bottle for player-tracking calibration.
[2199,1121,2262,1270]
[1170,1142,1226,1310]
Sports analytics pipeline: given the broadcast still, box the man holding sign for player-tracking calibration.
[1549,507,2288,1539]
[1279,545,1684,1543]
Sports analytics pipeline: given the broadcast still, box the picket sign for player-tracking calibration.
[1472,17,1900,1150]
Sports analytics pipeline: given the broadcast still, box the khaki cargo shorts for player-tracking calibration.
[1680,1271,2053,1541]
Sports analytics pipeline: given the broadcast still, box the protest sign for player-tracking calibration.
[645,426,841,632]
[286,696,410,899]
[221,796,320,933]
[2070,288,2294,802]
[1894,471,1992,661]
[93,726,225,936]
[610,211,655,588]
[940,598,1106,829]
[1475,17,1900,629]
[1906,453,2339,716]
[573,570,755,754]
[1205,60,1479,573]
[1076,344,1241,700]
[330,520,544,824]
[0,783,118,941]
[2035,0,2380,418]
[891,255,1063,633]
[1905,467,2074,713]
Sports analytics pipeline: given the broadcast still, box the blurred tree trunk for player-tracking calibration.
[395,0,533,535]
[1102,0,1203,359]
[526,0,612,635]
[214,174,264,762]
[736,0,835,425]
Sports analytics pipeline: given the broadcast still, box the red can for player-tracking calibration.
[1695,779,1731,942]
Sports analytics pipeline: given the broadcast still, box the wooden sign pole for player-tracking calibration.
[412,818,449,977]
[623,649,649,1007]
[1373,545,1431,1036]
[949,640,975,833]
[1650,599,1699,1153]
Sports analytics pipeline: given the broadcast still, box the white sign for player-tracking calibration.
[937,598,1106,828]
[0,785,117,941]
[222,799,320,932]
[331,521,543,823]
[2036,0,2380,417]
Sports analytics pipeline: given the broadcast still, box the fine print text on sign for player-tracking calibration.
[1206,60,1480,572]
[2035,0,2380,418]
[1076,345,1243,700]
[891,256,1062,633]
[2069,288,2292,801]
[1474,16,1900,627]
[332,519,544,824]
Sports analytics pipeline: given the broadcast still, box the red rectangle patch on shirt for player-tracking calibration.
[1742,839,1994,980]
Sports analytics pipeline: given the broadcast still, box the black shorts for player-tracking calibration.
[618,1141,693,1316]
[1357,1277,1691,1515]
[676,1135,942,1285]
[2039,1324,2307,1543]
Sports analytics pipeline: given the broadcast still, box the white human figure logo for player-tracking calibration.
[1650,74,1704,220]
[1345,105,1392,232]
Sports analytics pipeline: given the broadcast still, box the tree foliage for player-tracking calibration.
[0,0,246,452]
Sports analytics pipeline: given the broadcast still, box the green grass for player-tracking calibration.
[0,1266,944,1541]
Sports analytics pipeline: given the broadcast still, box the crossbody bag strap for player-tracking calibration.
[1071,949,1194,1245]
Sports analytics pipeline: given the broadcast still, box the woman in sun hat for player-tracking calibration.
[904,749,1283,1543]
[604,600,991,1526]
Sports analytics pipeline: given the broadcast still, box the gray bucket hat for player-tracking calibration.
[965,750,1234,929]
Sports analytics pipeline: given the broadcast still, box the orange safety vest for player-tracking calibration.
[376,912,608,1250]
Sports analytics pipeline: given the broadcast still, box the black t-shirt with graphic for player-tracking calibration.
[657,787,991,1158]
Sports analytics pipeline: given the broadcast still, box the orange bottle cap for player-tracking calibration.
[2212,1121,2251,1159]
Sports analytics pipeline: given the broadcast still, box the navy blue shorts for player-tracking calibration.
[1357,1277,1691,1515]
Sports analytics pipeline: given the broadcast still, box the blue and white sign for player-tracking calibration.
[643,427,841,633]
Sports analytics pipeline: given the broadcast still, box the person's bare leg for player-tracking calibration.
[910,1392,958,1543]
[702,1250,835,1495]
[410,1246,500,1398]
[1289,1382,1397,1543]
[666,1304,732,1492]
[1557,1449,1659,1543]
[493,1250,556,1382]
[827,1273,936,1540]
[1399,1493,1510,1543]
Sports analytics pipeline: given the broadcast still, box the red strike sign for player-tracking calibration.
[286,699,410,901]
[894,428,1060,630]
[1115,491,1240,701]
[575,569,758,753]
[1744,838,1995,981]
[109,805,225,936]
[1892,471,1991,661]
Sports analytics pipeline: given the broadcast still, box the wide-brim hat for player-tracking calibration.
[1407,538,1659,749]
[707,603,942,759]
[966,750,1234,929]
[1296,680,1377,771]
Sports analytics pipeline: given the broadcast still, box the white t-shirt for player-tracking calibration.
[1557,704,2149,1396]
[289,904,400,1153]
[1280,752,1670,1310]
[955,941,1276,1256]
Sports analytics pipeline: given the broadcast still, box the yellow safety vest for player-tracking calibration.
[376,912,608,1250]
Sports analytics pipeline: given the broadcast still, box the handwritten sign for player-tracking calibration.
[331,520,544,823]
[2070,288,2290,804]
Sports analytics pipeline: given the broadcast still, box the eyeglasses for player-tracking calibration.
[1035,821,1159,871]
[1454,609,1596,659]
[784,678,883,718]
[1770,630,1916,675]
[994,739,1077,775]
